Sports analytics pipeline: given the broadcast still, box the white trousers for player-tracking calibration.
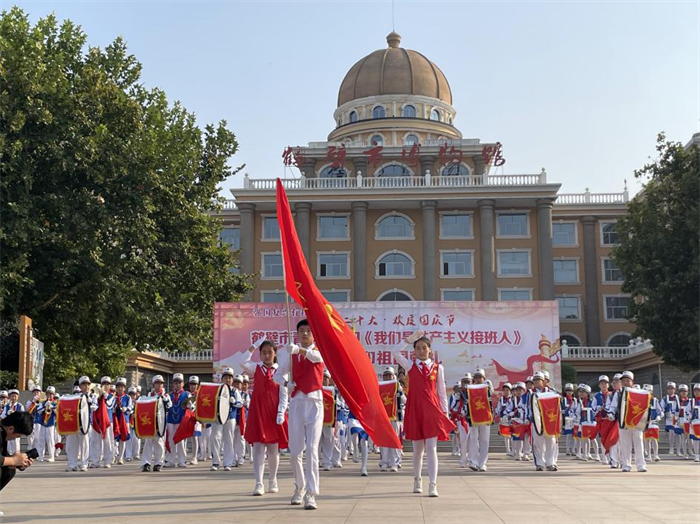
[200,426,211,459]
[89,426,114,465]
[65,432,89,468]
[320,426,335,468]
[253,442,279,484]
[288,397,324,495]
[27,423,40,450]
[532,430,558,468]
[142,436,166,466]
[189,436,199,462]
[210,419,236,467]
[412,437,438,484]
[468,425,490,468]
[126,429,140,460]
[36,426,56,461]
[619,428,645,471]
[165,422,187,466]
[234,425,246,464]
[457,424,470,466]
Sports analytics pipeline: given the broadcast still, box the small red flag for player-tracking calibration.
[173,409,196,445]
[93,396,111,440]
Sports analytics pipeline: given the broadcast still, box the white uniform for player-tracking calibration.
[89,393,116,467]
[529,388,559,469]
[141,391,173,467]
[65,393,95,470]
[209,386,242,468]
[609,388,647,472]
[35,399,58,462]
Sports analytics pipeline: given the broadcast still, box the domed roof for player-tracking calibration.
[338,33,453,107]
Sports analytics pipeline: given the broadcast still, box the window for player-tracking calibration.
[608,334,631,347]
[497,214,528,236]
[605,296,630,320]
[601,222,619,245]
[553,260,578,283]
[318,253,349,278]
[228,266,240,275]
[441,289,473,301]
[499,289,532,301]
[261,291,286,303]
[376,164,411,177]
[560,334,581,347]
[377,215,413,238]
[322,290,350,303]
[263,217,280,240]
[440,214,472,238]
[318,216,348,239]
[441,163,470,177]
[430,108,440,121]
[602,258,624,282]
[370,135,383,146]
[219,228,241,250]
[441,251,473,277]
[552,223,577,246]
[404,134,419,146]
[262,254,283,279]
[349,111,358,123]
[402,105,416,118]
[378,290,413,301]
[557,296,580,320]
[372,106,386,119]
[319,166,347,178]
[377,253,413,277]
[497,251,531,276]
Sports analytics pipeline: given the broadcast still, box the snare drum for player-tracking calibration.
[57,394,90,436]
[135,396,166,439]
[196,382,230,425]
[564,416,574,430]
[691,420,700,440]
[644,425,660,440]
[581,422,597,440]
[499,423,512,437]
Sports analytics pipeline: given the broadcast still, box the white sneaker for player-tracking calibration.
[388,466,398,472]
[164,462,175,468]
[177,463,187,468]
[223,466,232,471]
[80,465,88,472]
[322,465,331,471]
[189,459,198,465]
[361,467,368,477]
[117,458,124,465]
[103,463,111,469]
[429,483,439,497]
[253,483,265,496]
[379,464,387,471]
[654,456,661,462]
[413,478,423,493]
[695,456,700,463]
[210,465,219,471]
[333,462,343,468]
[268,480,279,493]
[304,492,317,510]
[479,465,488,472]
[291,486,305,505]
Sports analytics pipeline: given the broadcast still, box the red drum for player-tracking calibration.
[499,423,512,437]
[196,382,230,424]
[581,422,597,440]
[57,394,89,436]
[644,426,659,440]
[135,396,166,439]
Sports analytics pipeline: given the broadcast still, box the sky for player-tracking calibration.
[9,0,699,198]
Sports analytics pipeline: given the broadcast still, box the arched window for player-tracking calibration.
[430,108,440,121]
[376,164,411,177]
[319,166,348,178]
[404,134,419,146]
[403,105,416,118]
[349,111,358,123]
[378,290,413,301]
[372,106,386,119]
[608,333,631,347]
[376,253,414,277]
[441,163,470,176]
[376,214,413,238]
[560,334,581,347]
[370,135,383,146]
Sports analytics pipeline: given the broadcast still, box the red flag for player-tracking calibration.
[598,417,619,451]
[173,408,196,445]
[93,396,111,440]
[276,179,402,449]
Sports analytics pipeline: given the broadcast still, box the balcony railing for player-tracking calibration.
[557,187,629,205]
[222,200,237,210]
[146,350,213,361]
[306,138,482,149]
[561,338,653,359]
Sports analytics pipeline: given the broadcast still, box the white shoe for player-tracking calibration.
[478,465,487,472]
[210,465,219,471]
[268,480,279,493]
[361,468,368,477]
[223,466,232,471]
[177,463,187,468]
[413,478,423,493]
[80,465,88,472]
[117,458,124,465]
[654,456,661,462]
[47,458,55,462]
[333,462,343,468]
[103,463,111,469]
[253,483,264,496]
[303,492,317,510]
[397,463,402,468]
[388,466,398,472]
[638,467,648,472]
[595,455,601,462]
[322,465,331,471]
[291,486,305,505]
[695,456,700,463]
[189,459,198,465]
[164,462,175,468]
[429,483,439,497]
[379,464,387,472]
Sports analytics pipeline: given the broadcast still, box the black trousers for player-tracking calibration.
[0,465,16,491]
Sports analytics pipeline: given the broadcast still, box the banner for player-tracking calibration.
[213,301,561,389]
[378,380,398,421]
[467,384,493,426]
[621,388,651,430]
[322,387,336,427]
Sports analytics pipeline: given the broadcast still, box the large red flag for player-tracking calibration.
[276,179,402,449]
[173,408,196,445]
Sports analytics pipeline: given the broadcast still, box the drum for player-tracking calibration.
[135,396,166,439]
[564,416,574,430]
[574,424,582,439]
[684,422,690,435]
[510,421,526,439]
[644,425,660,440]
[499,423,512,437]
[195,382,230,425]
[581,422,597,440]
[531,391,561,437]
[57,394,89,436]
[618,387,651,431]
[691,420,700,439]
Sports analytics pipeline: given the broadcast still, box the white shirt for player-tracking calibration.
[392,350,448,413]
[234,350,288,414]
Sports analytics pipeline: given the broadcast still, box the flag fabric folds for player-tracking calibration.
[92,396,111,440]
[276,179,402,449]
[173,408,196,445]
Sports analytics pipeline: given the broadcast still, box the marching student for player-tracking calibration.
[320,370,337,471]
[573,385,596,461]
[496,383,513,457]
[234,339,288,496]
[165,373,190,468]
[25,385,43,450]
[0,389,24,456]
[677,384,691,459]
[689,384,700,462]
[392,331,454,498]
[453,376,471,467]
[608,371,648,472]
[210,367,243,472]
[332,393,347,468]
[643,384,662,462]
[348,410,370,477]
[507,382,528,461]
[35,386,58,462]
[126,386,141,461]
[0,391,7,412]
[448,382,462,457]
[466,369,492,472]
[89,377,116,468]
[529,371,559,471]
[275,319,325,510]
[660,382,680,456]
[114,377,133,465]
[65,377,94,471]
[561,384,576,456]
[187,376,203,464]
[592,375,613,465]
[233,374,248,466]
[141,375,173,472]
[378,366,403,472]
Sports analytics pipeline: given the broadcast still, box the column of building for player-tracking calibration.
[352,201,369,301]
[537,198,555,300]
[421,200,438,300]
[478,199,496,300]
[581,216,601,346]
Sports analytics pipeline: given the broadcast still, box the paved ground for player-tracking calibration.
[1,451,699,523]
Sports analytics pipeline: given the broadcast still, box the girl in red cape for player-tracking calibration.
[235,339,289,497]
[393,330,455,498]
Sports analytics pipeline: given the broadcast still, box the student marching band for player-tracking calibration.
[2,324,698,510]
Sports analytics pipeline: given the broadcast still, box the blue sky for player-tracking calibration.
[10,1,699,197]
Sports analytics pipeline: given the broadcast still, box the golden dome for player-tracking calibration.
[337,32,453,107]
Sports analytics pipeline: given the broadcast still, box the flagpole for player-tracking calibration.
[280,229,295,394]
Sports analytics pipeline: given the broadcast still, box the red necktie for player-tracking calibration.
[421,362,430,377]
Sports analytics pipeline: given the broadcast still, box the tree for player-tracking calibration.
[613,134,699,370]
[0,8,251,383]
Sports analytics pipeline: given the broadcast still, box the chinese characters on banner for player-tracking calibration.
[482,142,506,167]
[213,301,561,390]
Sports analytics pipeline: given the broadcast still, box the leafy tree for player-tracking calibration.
[613,134,699,370]
[0,8,251,383]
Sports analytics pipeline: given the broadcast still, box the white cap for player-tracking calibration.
[116,377,127,386]
[152,375,165,384]
[526,376,534,382]
[533,371,545,380]
[0,391,7,397]
[136,385,142,392]
[109,384,116,391]
[31,385,41,392]
[173,373,184,382]
[8,389,19,396]
[383,366,396,375]
[323,369,331,378]
[189,375,200,384]
[613,373,622,380]
[643,384,653,392]
[72,386,80,393]
[474,368,486,378]
[542,370,550,380]
[679,384,689,391]
[503,382,512,389]
[100,376,112,384]
[234,374,244,382]
[54,393,60,399]
[693,384,700,391]
[46,386,56,393]
[667,381,676,388]
[462,373,473,380]
[565,383,574,391]
[515,382,526,389]
[598,375,610,383]
[579,384,592,394]
[453,381,461,387]
[243,375,250,383]
[621,371,634,380]
[128,386,137,394]
[79,376,91,385]
[221,367,234,377]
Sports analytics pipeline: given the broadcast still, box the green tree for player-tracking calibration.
[613,134,699,370]
[0,8,251,383]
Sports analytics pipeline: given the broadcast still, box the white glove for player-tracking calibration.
[253,337,266,349]
[406,330,426,344]
[607,413,615,421]
[290,344,300,355]
[276,413,285,425]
